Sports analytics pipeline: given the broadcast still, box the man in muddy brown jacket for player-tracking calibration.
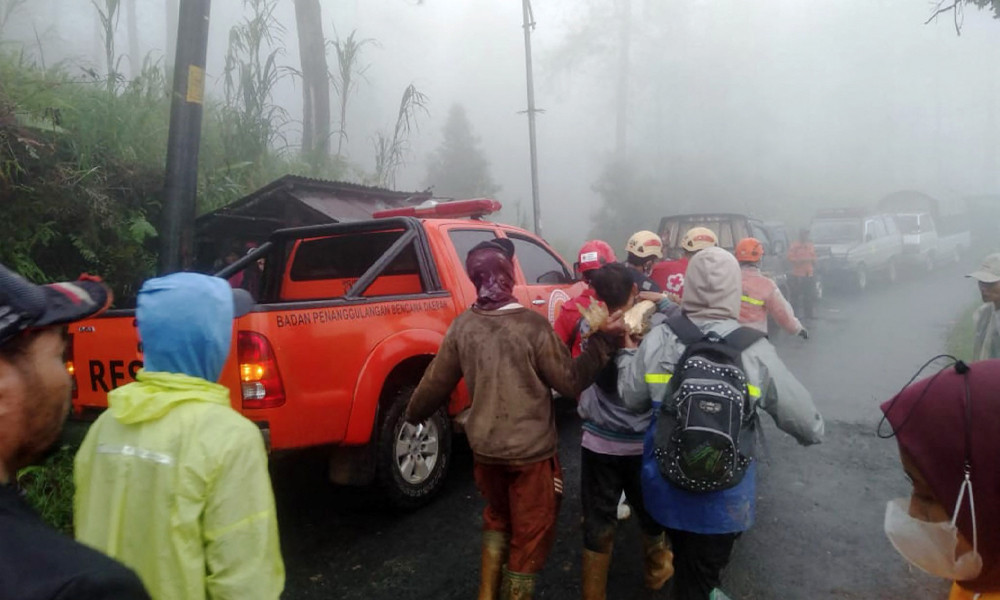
[405,239,623,600]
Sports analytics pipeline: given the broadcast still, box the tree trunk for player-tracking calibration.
[127,0,140,77]
[294,0,331,157]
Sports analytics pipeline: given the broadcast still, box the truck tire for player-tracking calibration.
[376,386,452,510]
[855,264,868,292]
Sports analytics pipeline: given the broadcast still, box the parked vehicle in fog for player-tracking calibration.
[810,208,903,291]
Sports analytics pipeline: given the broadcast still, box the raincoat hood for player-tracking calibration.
[137,273,235,382]
[682,247,741,321]
[108,370,231,424]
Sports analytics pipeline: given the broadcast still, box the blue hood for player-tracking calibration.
[137,273,235,382]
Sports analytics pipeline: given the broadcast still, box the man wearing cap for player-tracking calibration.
[0,264,150,599]
[404,239,627,600]
[74,273,284,600]
[651,227,718,300]
[968,253,1000,360]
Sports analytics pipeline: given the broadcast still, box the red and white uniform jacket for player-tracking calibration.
[739,265,802,335]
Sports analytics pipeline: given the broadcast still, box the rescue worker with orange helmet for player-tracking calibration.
[556,240,618,357]
[624,231,664,295]
[650,227,718,300]
[735,237,808,339]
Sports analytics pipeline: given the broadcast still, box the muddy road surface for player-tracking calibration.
[274,263,977,600]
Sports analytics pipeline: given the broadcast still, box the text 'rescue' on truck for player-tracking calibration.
[69,199,586,508]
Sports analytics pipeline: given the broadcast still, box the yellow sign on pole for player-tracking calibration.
[186,65,205,104]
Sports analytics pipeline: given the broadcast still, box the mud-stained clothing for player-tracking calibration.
[405,305,614,465]
[474,457,563,573]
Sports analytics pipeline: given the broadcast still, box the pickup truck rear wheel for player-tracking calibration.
[376,386,452,510]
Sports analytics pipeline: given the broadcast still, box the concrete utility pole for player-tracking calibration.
[159,0,211,274]
[521,0,542,237]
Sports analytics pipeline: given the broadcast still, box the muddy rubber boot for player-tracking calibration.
[581,548,612,600]
[641,533,674,591]
[499,566,537,600]
[478,531,509,600]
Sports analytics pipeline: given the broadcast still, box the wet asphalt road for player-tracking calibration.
[273,261,978,600]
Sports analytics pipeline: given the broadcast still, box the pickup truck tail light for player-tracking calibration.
[238,331,285,409]
[65,333,76,399]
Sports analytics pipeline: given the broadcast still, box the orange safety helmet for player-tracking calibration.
[735,237,765,263]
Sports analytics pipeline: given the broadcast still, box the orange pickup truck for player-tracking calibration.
[69,200,584,507]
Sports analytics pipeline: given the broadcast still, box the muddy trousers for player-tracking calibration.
[474,456,563,574]
[666,529,739,600]
[580,448,663,551]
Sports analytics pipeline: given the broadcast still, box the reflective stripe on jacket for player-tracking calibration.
[739,265,803,335]
[616,318,824,533]
[74,371,285,600]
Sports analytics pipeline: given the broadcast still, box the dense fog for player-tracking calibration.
[5,0,1000,251]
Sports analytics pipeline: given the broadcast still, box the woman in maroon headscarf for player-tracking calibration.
[404,239,626,600]
[880,358,1000,599]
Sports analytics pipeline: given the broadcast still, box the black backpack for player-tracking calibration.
[653,314,765,493]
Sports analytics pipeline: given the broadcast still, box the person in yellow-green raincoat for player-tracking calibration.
[74,273,284,600]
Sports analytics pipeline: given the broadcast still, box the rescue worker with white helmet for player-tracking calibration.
[735,237,807,339]
[624,231,665,295]
[651,227,718,300]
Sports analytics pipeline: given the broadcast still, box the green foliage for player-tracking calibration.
[16,445,76,534]
[329,29,377,157]
[425,104,499,200]
[371,83,428,188]
[222,0,288,165]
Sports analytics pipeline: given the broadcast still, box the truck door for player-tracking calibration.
[505,233,579,324]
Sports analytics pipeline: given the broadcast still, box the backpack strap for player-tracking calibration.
[723,327,766,352]
[666,314,704,346]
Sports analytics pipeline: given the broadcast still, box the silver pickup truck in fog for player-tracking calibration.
[810,209,903,291]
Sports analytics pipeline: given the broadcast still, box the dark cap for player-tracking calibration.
[0,264,113,347]
[468,238,515,261]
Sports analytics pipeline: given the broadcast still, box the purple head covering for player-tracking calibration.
[465,239,517,311]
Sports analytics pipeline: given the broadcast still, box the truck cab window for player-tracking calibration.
[448,229,499,264]
[507,235,572,285]
[285,230,424,299]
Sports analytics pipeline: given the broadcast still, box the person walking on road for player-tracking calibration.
[577,263,674,599]
[403,239,627,600]
[880,358,1000,599]
[0,264,150,600]
[786,229,817,319]
[74,273,285,600]
[617,247,825,600]
[967,253,1000,360]
[556,240,618,357]
[650,227,718,300]
[735,237,808,338]
[624,231,665,294]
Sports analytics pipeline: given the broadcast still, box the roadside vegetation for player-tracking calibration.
[16,445,76,534]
